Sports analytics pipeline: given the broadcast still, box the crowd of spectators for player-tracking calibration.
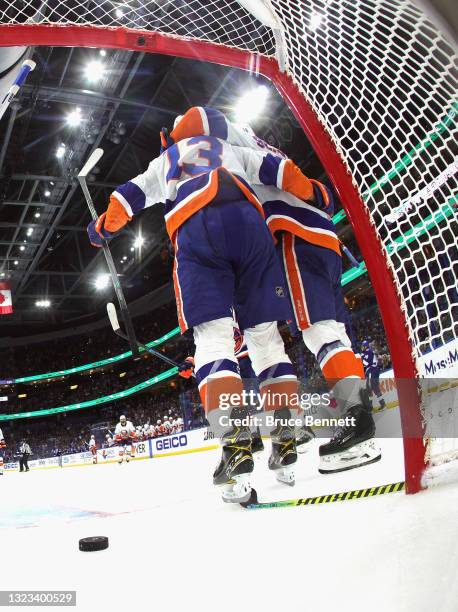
[1,302,181,380]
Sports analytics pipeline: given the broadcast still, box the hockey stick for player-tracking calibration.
[341,244,360,268]
[241,481,405,509]
[78,149,140,359]
[106,302,185,370]
[0,59,36,122]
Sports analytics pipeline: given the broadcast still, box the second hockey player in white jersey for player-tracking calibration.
[114,415,136,464]
[88,434,97,464]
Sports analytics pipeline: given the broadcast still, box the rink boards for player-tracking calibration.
[3,428,219,472]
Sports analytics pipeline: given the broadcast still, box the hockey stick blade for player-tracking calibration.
[106,302,121,332]
[241,481,405,509]
[106,303,181,369]
[78,148,104,178]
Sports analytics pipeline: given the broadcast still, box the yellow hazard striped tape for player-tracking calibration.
[244,481,405,509]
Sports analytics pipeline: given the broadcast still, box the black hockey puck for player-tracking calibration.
[79,536,109,552]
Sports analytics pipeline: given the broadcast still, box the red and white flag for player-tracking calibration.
[0,281,13,315]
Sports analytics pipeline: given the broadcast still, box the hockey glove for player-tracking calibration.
[87,212,115,248]
[178,356,195,379]
[310,180,334,216]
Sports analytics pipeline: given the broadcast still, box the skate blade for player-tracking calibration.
[274,465,295,486]
[221,474,253,504]
[319,439,381,474]
[296,441,313,454]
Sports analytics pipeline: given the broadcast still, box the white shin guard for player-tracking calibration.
[244,321,293,376]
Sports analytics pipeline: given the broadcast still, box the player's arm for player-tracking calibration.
[237,147,334,216]
[87,159,164,247]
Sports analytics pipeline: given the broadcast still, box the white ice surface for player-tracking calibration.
[1,436,457,612]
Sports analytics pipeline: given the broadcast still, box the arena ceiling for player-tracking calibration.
[0,44,350,336]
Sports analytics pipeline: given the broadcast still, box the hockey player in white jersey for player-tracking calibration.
[162,416,173,436]
[88,434,97,464]
[102,434,114,459]
[114,415,136,464]
[0,427,5,475]
[171,106,380,475]
[87,108,322,503]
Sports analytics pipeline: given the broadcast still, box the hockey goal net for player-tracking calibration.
[1,0,457,492]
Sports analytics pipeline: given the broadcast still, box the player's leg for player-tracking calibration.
[175,207,254,503]
[125,444,131,462]
[238,354,264,454]
[118,446,124,464]
[0,452,3,476]
[372,374,386,410]
[243,322,299,486]
[194,317,253,503]
[282,236,380,473]
[233,212,300,486]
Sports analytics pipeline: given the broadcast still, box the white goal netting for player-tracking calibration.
[1,0,457,481]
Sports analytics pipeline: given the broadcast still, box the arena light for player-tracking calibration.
[19,245,25,251]
[36,300,51,308]
[84,60,105,83]
[26,228,33,236]
[55,143,66,159]
[234,86,269,123]
[115,7,124,18]
[133,234,144,249]
[14,260,18,265]
[309,12,323,31]
[66,107,82,127]
[94,273,110,291]
[44,189,51,197]
[34,212,40,219]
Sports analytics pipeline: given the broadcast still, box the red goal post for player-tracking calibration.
[1,0,457,493]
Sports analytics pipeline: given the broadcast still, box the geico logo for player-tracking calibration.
[156,434,188,451]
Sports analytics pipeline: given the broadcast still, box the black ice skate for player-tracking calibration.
[295,424,315,454]
[268,409,297,486]
[213,426,255,504]
[319,402,381,474]
[251,427,264,454]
